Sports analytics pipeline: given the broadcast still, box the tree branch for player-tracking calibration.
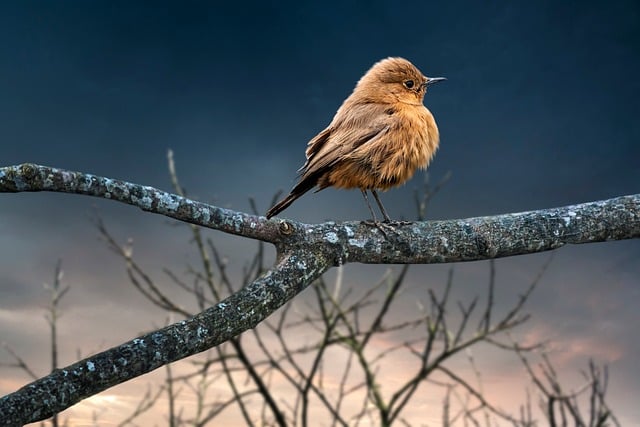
[0,163,282,243]
[1,163,638,265]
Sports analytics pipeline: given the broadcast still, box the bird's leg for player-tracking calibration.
[361,190,379,223]
[371,190,411,226]
[371,190,392,222]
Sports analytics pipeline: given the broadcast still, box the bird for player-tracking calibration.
[266,57,444,224]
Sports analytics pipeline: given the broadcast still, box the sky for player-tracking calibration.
[0,0,639,425]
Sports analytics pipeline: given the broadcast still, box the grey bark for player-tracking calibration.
[0,163,638,425]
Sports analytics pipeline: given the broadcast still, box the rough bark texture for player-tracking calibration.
[0,163,638,425]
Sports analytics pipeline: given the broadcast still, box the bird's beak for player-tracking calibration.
[424,77,446,87]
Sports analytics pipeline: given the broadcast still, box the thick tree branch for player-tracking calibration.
[0,163,282,243]
[1,164,638,264]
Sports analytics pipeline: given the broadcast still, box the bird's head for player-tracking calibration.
[355,57,445,105]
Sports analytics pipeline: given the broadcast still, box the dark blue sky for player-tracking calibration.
[1,1,639,423]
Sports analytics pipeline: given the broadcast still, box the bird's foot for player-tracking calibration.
[361,220,398,237]
[382,219,412,226]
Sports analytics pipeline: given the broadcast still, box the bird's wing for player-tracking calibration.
[297,126,333,173]
[299,103,392,177]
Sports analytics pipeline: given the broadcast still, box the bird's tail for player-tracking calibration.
[266,173,321,219]
[266,193,301,219]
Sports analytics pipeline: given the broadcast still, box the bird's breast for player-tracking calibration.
[372,106,439,189]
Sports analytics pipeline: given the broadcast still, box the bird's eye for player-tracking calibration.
[403,80,415,89]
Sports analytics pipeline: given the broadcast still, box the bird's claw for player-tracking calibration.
[382,220,412,226]
[361,219,399,237]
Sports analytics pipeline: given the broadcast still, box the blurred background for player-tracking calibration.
[1,1,639,425]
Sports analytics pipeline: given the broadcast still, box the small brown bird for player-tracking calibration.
[266,57,444,223]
